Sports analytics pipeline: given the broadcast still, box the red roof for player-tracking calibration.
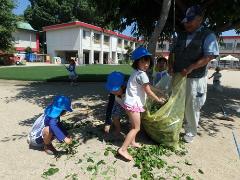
[43,21,142,42]
[221,36,240,39]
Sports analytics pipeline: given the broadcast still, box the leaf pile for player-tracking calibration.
[57,139,80,158]
[128,145,168,180]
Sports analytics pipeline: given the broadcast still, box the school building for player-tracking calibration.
[155,35,240,59]
[12,22,39,54]
[42,20,240,65]
[43,21,142,64]
[219,36,240,58]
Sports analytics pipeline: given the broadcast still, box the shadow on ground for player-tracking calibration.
[199,84,240,136]
[5,80,155,145]
[3,81,240,145]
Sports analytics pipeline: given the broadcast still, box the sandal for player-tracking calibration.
[44,144,57,155]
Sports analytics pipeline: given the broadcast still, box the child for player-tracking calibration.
[153,57,168,85]
[117,47,165,161]
[66,59,78,85]
[104,71,127,137]
[209,67,222,92]
[153,57,172,95]
[27,95,73,155]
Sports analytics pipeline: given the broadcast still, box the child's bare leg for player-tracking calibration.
[42,127,56,154]
[118,111,140,161]
[131,138,142,148]
[130,119,142,148]
[42,126,53,145]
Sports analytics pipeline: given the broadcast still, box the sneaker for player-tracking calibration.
[44,144,58,155]
[183,133,194,143]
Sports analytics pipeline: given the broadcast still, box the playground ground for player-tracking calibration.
[0,69,239,179]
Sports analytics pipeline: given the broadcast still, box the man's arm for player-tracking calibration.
[181,55,214,76]
[182,33,219,76]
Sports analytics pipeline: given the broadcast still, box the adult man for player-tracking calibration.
[169,5,219,143]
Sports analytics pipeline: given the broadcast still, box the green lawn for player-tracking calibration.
[0,64,132,81]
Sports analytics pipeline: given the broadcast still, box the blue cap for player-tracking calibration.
[105,71,125,92]
[182,5,203,23]
[131,46,152,61]
[45,95,72,118]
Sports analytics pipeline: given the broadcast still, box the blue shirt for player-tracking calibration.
[68,64,76,72]
[154,70,168,85]
[186,26,219,56]
[44,116,67,141]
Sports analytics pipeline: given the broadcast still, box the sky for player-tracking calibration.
[13,0,238,37]
[13,0,30,15]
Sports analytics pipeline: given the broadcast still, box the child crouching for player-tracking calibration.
[27,95,73,155]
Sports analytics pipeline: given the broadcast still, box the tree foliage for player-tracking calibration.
[24,0,107,31]
[0,0,17,51]
[92,0,240,39]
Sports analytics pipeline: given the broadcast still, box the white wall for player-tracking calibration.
[12,30,37,49]
[46,25,137,63]
[82,28,91,49]
[46,27,80,57]
[111,37,117,52]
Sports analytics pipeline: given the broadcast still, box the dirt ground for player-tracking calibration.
[0,69,239,180]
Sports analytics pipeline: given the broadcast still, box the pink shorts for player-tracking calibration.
[122,104,145,113]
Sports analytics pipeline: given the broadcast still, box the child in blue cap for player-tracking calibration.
[118,46,165,161]
[27,95,73,155]
[105,71,127,138]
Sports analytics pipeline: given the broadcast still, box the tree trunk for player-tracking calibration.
[147,0,172,80]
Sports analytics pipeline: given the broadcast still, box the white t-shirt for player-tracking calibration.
[124,70,149,107]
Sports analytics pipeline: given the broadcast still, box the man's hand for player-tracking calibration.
[181,66,194,76]
[64,137,72,144]
[181,69,188,76]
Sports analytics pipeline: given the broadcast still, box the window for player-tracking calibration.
[117,39,122,47]
[83,30,86,39]
[220,43,233,50]
[124,40,128,47]
[94,33,101,44]
[13,36,20,44]
[83,30,90,39]
[236,43,240,50]
[117,53,123,59]
[157,43,167,50]
[104,36,110,45]
[130,42,134,48]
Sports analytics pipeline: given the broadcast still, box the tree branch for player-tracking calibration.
[216,19,240,33]
[201,0,216,8]
[176,0,186,13]
[153,0,162,5]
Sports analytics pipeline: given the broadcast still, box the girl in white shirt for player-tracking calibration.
[117,47,165,161]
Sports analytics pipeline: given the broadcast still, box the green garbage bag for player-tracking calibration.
[142,73,186,148]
